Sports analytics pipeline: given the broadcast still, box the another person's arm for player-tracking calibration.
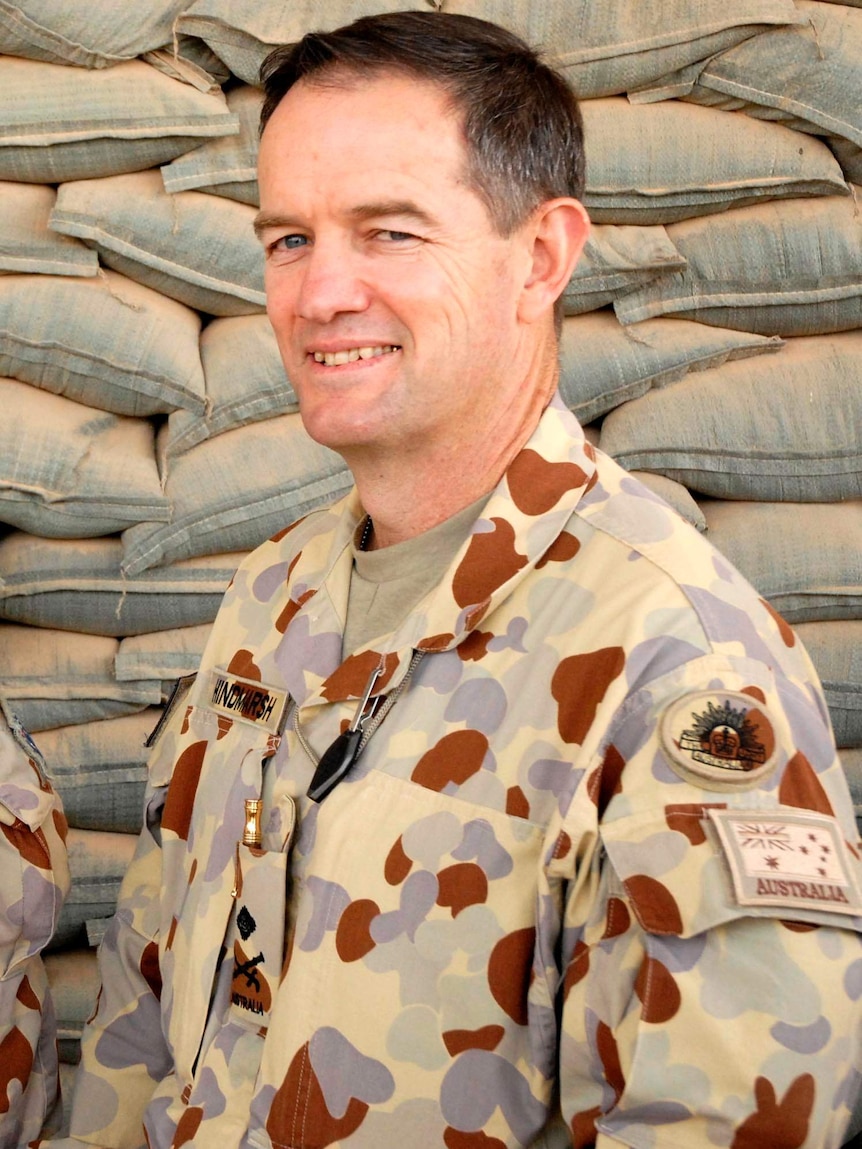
[0,703,70,1148]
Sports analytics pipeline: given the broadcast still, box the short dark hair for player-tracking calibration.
[259,11,585,238]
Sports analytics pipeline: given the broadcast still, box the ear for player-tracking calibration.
[516,198,590,325]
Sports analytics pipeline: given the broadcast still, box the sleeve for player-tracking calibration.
[0,700,70,1149]
[555,654,862,1149]
[66,680,196,1149]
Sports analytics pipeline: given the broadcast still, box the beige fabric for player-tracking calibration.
[344,496,488,656]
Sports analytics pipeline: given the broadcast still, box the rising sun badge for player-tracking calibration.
[660,690,779,790]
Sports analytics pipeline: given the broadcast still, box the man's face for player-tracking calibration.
[256,72,548,462]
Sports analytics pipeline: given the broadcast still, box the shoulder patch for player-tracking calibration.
[709,808,862,917]
[145,673,197,749]
[0,695,47,776]
[660,689,779,791]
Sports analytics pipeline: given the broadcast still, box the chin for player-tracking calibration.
[298,409,377,454]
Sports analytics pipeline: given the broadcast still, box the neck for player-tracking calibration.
[352,372,557,550]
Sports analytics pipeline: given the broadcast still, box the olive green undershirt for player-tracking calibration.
[342,495,488,658]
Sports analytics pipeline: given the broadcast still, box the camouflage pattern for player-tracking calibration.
[68,397,862,1149]
[0,698,70,1147]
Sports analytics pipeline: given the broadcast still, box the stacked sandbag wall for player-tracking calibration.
[0,0,858,1134]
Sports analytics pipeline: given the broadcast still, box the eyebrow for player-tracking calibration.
[253,199,437,238]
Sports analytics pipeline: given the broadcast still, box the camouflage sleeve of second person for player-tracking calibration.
[0,698,71,1148]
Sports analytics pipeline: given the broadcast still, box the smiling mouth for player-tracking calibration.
[311,344,400,367]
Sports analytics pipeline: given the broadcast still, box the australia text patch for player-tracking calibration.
[709,808,862,917]
[208,670,288,733]
[660,690,779,790]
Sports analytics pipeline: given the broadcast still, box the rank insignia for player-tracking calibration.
[660,690,779,791]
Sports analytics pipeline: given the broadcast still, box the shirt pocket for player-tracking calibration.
[155,703,279,1082]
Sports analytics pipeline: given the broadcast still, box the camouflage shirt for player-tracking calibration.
[0,699,69,1147]
[69,397,862,1149]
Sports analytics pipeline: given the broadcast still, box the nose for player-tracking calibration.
[293,238,370,324]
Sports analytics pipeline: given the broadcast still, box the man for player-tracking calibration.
[0,698,69,1146]
[58,12,862,1149]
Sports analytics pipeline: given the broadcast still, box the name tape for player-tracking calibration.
[208,670,288,734]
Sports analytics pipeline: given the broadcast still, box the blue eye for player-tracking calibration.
[279,234,308,249]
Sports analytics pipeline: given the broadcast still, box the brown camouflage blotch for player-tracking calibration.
[441,1025,504,1056]
[457,630,494,662]
[571,1106,602,1149]
[635,956,681,1023]
[52,805,69,842]
[760,599,796,648]
[270,518,306,543]
[665,803,726,846]
[742,706,775,766]
[384,837,412,886]
[412,730,489,791]
[552,647,626,746]
[227,649,261,682]
[554,830,572,860]
[589,743,626,817]
[267,1043,369,1147]
[166,916,179,951]
[321,651,398,702]
[602,897,632,940]
[436,863,489,917]
[335,899,380,962]
[0,1026,33,1114]
[141,941,163,1001]
[16,976,39,1012]
[276,588,315,635]
[444,1128,508,1149]
[596,1020,625,1102]
[731,1074,814,1149]
[172,1105,203,1147]
[624,875,684,934]
[780,920,818,933]
[216,715,233,740]
[505,786,530,819]
[779,752,834,817]
[0,822,51,869]
[488,927,535,1025]
[452,518,527,608]
[418,632,457,652]
[161,741,207,841]
[536,531,581,570]
[464,602,491,631]
[507,449,589,515]
[741,685,767,705]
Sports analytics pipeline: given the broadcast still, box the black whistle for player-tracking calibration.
[306,728,363,802]
[306,666,383,803]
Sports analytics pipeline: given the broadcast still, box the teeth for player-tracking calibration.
[312,345,398,366]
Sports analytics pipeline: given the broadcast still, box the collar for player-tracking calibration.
[273,394,597,709]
